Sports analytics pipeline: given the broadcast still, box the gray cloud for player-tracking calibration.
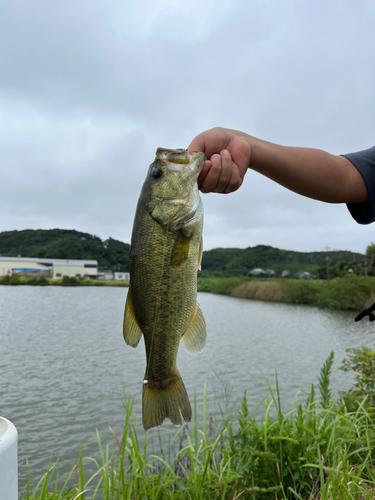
[1,0,375,253]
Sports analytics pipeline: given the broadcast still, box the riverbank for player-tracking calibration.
[197,274,375,311]
[3,274,375,311]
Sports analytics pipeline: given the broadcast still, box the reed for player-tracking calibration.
[22,355,375,499]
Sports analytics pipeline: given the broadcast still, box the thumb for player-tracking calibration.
[188,135,206,156]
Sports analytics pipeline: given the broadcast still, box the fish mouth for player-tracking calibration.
[156,148,206,178]
[156,148,190,164]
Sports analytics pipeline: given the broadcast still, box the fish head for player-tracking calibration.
[143,148,206,230]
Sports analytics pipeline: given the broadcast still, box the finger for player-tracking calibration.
[213,150,233,193]
[199,154,222,193]
[224,165,243,194]
[198,160,211,189]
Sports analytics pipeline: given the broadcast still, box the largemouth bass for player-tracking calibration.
[123,147,207,431]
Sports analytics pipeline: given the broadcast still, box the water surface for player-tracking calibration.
[1,286,374,493]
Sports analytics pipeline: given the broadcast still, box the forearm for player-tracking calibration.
[189,127,369,201]
[247,135,368,203]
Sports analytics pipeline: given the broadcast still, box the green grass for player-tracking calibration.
[197,276,251,295]
[22,354,375,499]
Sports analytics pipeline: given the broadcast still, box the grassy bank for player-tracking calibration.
[198,274,375,311]
[22,354,375,499]
[0,276,129,287]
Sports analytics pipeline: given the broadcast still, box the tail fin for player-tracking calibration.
[142,373,192,430]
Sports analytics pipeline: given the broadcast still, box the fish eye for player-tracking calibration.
[152,168,162,179]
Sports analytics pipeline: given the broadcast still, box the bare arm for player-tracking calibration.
[188,127,368,203]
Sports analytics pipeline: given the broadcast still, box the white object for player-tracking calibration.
[0,417,18,499]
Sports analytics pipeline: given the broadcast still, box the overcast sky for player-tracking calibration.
[1,0,375,253]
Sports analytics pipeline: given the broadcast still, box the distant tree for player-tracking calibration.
[366,242,375,274]
[0,229,130,270]
[316,260,357,279]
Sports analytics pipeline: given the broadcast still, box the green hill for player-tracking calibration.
[0,229,130,271]
[0,230,365,277]
[201,245,365,277]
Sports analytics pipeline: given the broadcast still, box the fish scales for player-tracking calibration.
[123,148,207,430]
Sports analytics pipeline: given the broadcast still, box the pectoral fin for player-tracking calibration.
[170,232,191,266]
[123,290,143,347]
[182,303,206,354]
[198,237,203,271]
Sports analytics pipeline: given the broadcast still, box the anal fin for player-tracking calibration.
[182,303,206,354]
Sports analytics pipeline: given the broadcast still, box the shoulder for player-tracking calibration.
[342,146,375,171]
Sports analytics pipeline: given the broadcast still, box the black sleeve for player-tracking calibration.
[342,146,375,224]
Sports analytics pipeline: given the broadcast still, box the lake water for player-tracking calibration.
[1,285,375,494]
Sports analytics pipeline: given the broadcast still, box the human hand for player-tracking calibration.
[188,127,251,193]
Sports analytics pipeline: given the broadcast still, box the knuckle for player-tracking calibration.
[227,177,241,193]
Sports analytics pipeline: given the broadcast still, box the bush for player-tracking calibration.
[61,275,78,284]
[340,345,375,408]
[31,274,48,284]
[317,274,375,310]
[9,273,19,284]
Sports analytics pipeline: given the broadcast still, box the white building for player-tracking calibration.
[97,270,114,280]
[114,271,129,281]
[0,257,98,279]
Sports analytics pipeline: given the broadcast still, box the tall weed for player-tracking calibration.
[22,355,375,499]
[227,355,375,498]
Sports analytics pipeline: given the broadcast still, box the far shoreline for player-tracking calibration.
[2,274,375,312]
[0,279,129,287]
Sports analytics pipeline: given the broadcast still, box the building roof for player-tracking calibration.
[249,268,266,276]
[0,256,98,266]
[12,268,50,272]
